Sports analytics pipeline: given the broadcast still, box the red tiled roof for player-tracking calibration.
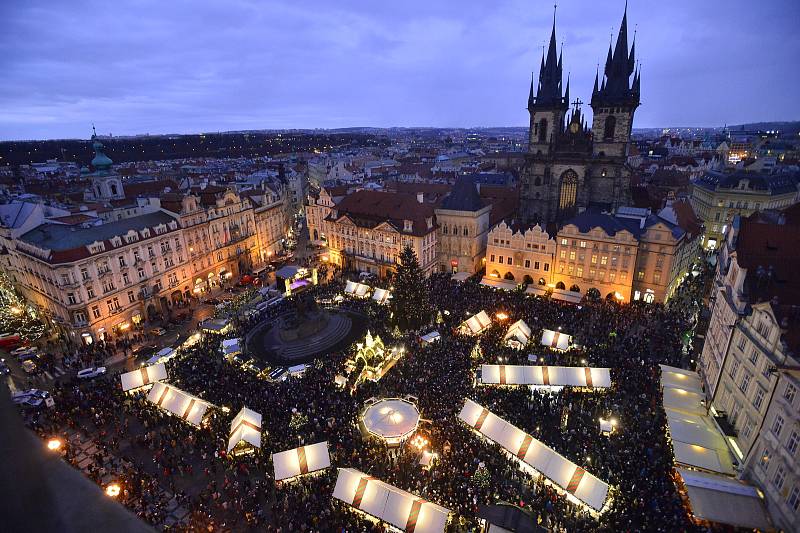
[331,190,436,237]
[735,220,800,306]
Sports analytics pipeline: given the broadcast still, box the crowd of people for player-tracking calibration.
[20,266,713,532]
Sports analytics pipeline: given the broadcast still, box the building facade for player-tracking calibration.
[324,190,438,277]
[520,7,639,225]
[698,215,800,532]
[435,177,491,275]
[485,221,555,285]
[689,169,799,249]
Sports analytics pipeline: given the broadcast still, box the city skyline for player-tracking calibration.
[1,0,799,141]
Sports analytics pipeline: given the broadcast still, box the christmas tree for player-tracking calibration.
[390,245,432,332]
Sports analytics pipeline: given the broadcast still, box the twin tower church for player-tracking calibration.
[520,5,641,224]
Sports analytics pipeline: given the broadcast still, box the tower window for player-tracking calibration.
[604,115,616,139]
[538,119,548,143]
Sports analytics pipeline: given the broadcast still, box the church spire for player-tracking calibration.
[90,126,113,175]
[593,2,639,107]
[528,72,535,110]
[532,4,566,109]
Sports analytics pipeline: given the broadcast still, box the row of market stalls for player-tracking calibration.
[343,281,392,304]
[480,365,612,389]
[477,276,583,304]
[333,467,451,533]
[459,312,575,352]
[459,398,610,512]
[660,365,772,531]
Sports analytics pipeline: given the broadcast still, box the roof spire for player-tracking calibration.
[533,3,565,108]
[564,72,570,107]
[528,72,535,109]
[593,64,599,96]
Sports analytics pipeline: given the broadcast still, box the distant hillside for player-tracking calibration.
[728,121,800,134]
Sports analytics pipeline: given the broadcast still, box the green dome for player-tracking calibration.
[90,135,113,172]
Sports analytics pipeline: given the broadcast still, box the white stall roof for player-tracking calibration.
[354,283,370,297]
[227,406,262,452]
[525,285,548,297]
[662,387,707,416]
[540,329,572,351]
[550,288,583,304]
[458,399,609,512]
[362,398,420,440]
[273,441,331,481]
[503,320,531,347]
[660,364,704,394]
[344,280,357,294]
[480,277,517,291]
[221,338,241,355]
[420,331,441,344]
[481,365,611,389]
[372,288,391,304]
[333,468,451,533]
[460,310,492,335]
[147,382,211,426]
[451,271,471,282]
[120,363,167,392]
[677,468,771,531]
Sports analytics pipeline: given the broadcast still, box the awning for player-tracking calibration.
[678,468,772,530]
[480,277,517,291]
[550,288,583,304]
[504,319,531,346]
[540,329,572,351]
[525,285,548,297]
[481,364,612,388]
[451,271,471,282]
[273,441,330,481]
[147,383,211,426]
[227,407,262,452]
[120,363,167,392]
[460,310,492,335]
[459,399,609,511]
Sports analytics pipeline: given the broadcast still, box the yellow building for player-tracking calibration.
[485,221,555,285]
[690,170,799,249]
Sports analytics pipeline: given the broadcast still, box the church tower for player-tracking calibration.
[590,4,640,159]
[527,14,568,156]
[88,126,125,201]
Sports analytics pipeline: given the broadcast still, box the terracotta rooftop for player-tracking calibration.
[330,190,436,237]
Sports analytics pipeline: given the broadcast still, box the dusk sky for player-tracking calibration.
[1,0,798,140]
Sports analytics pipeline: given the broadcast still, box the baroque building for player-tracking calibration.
[520,7,640,224]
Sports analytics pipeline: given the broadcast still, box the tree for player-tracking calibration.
[390,245,432,331]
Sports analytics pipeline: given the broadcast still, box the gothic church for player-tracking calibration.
[520,6,640,224]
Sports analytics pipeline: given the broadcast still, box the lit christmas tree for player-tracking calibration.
[389,245,432,332]
[0,270,46,341]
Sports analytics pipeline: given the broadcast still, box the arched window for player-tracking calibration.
[538,118,548,143]
[504,271,515,281]
[555,281,566,290]
[558,170,579,214]
[443,225,448,235]
[569,284,581,292]
[463,227,468,236]
[603,115,616,139]
[110,183,118,196]
[523,275,533,285]
[538,277,546,285]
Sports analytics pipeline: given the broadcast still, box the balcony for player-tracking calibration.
[97,269,112,279]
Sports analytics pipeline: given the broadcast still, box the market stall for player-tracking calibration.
[371,288,391,305]
[458,398,610,512]
[480,365,612,389]
[360,398,420,447]
[459,310,492,336]
[120,363,167,392]
[333,467,451,533]
[146,382,212,427]
[420,331,441,345]
[227,407,262,454]
[540,329,572,351]
[272,441,331,481]
[503,319,531,349]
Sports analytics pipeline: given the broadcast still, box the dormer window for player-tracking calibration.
[404,220,413,232]
[426,217,433,229]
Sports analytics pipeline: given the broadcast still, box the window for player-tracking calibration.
[118,256,126,268]
[579,241,586,248]
[537,118,548,143]
[524,259,530,268]
[560,238,568,246]
[603,115,616,139]
[67,293,77,305]
[507,257,513,265]
[123,272,130,284]
[490,254,495,263]
[748,348,758,365]
[654,272,661,284]
[560,250,567,259]
[138,268,145,280]
[559,170,578,213]
[544,263,549,272]
[785,382,797,404]
[739,372,751,394]
[600,256,607,265]
[741,417,754,440]
[498,256,503,264]
[787,430,799,455]
[788,485,800,512]
[637,270,645,281]
[534,261,540,270]
[773,465,786,490]
[87,286,95,299]
[80,268,89,280]
[591,255,597,264]
[772,414,785,437]
[753,388,766,411]
[569,251,576,260]
[759,448,771,469]
[92,306,101,319]
[128,290,135,303]
[729,358,740,379]
[576,267,583,278]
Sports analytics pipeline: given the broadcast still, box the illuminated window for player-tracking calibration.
[558,170,578,213]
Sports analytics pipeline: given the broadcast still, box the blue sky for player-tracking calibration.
[1,0,798,140]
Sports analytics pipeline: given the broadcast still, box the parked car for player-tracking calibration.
[22,359,37,374]
[267,367,288,382]
[17,351,40,363]
[133,344,159,358]
[77,366,107,379]
[0,333,22,349]
[11,346,37,357]
[150,327,167,336]
[11,389,50,409]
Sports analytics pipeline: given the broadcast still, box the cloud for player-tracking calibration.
[0,0,798,139]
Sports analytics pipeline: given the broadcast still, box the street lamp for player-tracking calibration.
[47,438,62,451]
[105,483,121,497]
